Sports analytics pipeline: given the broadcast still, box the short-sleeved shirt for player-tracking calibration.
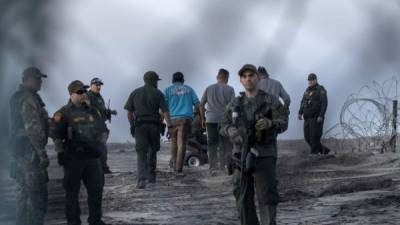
[164,82,200,120]
[200,83,235,123]
[258,77,291,107]
[124,84,168,121]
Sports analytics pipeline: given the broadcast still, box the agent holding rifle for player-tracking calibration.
[220,64,288,225]
[86,77,117,174]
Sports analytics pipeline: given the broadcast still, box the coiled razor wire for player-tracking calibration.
[323,76,399,152]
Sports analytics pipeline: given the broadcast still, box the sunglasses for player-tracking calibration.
[75,90,87,95]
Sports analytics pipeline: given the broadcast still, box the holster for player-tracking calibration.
[244,148,259,173]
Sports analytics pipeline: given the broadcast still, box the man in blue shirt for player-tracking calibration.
[164,72,200,176]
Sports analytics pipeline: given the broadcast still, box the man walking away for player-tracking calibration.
[199,68,235,176]
[164,72,200,177]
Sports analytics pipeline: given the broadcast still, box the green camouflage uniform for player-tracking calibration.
[9,85,49,225]
[220,90,288,225]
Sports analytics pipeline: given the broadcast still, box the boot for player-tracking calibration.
[259,205,270,225]
[259,205,277,225]
[269,205,277,225]
[136,180,146,189]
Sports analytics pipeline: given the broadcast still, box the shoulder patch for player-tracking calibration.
[53,112,63,122]
[320,90,326,95]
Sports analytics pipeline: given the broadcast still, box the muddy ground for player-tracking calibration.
[1,140,400,225]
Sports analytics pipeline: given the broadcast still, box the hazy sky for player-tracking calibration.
[2,0,400,142]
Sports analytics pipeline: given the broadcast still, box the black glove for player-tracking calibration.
[130,126,135,137]
[57,152,66,166]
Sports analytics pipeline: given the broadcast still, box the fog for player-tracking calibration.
[1,0,399,144]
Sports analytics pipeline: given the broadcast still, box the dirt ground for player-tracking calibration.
[2,140,400,225]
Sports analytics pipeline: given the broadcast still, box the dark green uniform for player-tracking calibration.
[298,84,328,154]
[9,85,49,225]
[124,84,169,185]
[220,90,288,225]
[86,90,110,171]
[51,101,107,225]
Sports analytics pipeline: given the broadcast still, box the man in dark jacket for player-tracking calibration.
[298,73,330,155]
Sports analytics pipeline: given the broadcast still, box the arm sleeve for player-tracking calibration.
[20,97,47,152]
[319,87,328,118]
[298,92,306,115]
[279,83,291,107]
[124,92,135,111]
[271,97,289,134]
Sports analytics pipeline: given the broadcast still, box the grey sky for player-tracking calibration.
[2,0,400,142]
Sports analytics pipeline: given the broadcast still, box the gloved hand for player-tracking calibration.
[255,118,273,131]
[227,127,243,145]
[38,151,50,168]
[298,114,303,120]
[317,116,324,123]
[130,126,135,137]
[57,152,66,166]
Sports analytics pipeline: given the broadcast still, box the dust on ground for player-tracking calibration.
[1,140,400,225]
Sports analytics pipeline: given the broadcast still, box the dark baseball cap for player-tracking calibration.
[22,67,47,79]
[68,80,89,93]
[90,77,104,85]
[308,73,317,81]
[143,71,161,81]
[238,64,258,76]
[257,66,269,76]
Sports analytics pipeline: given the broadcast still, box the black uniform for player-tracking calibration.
[298,83,329,154]
[86,90,110,172]
[52,101,107,225]
[124,84,169,186]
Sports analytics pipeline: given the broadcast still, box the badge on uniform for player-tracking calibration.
[89,115,94,122]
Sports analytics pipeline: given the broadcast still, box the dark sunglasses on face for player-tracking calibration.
[240,72,255,79]
[75,90,87,95]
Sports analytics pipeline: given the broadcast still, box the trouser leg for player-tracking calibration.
[64,161,84,225]
[206,123,219,171]
[254,157,279,225]
[170,120,179,172]
[232,169,260,225]
[82,159,104,224]
[135,125,149,183]
[219,135,232,171]
[27,169,48,225]
[309,118,324,154]
[176,119,191,172]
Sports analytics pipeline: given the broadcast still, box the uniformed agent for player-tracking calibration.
[86,77,117,174]
[124,71,172,189]
[9,67,49,225]
[298,73,330,155]
[50,80,109,225]
[220,64,288,225]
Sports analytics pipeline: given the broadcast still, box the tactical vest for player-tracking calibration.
[62,105,103,158]
[301,85,325,118]
[234,91,277,147]
[9,88,48,157]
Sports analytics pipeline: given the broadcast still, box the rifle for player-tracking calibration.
[106,99,117,123]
